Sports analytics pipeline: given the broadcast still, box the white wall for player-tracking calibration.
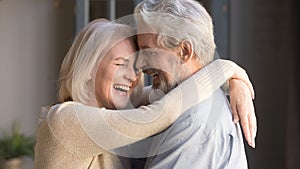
[0,0,74,136]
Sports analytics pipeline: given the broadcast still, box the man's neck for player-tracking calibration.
[179,58,203,83]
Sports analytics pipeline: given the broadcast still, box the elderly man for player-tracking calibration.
[130,0,253,168]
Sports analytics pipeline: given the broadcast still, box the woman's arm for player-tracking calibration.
[132,60,257,148]
[133,60,257,148]
[46,59,252,152]
[215,61,256,148]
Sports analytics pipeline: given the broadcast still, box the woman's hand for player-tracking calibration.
[221,60,256,148]
[223,60,257,148]
[229,78,257,148]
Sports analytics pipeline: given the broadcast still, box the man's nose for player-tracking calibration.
[135,52,146,71]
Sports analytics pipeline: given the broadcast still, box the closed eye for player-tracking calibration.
[113,57,129,67]
[115,63,126,67]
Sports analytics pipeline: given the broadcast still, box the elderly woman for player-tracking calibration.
[34,19,255,169]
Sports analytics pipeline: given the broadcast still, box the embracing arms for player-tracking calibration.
[45,59,256,153]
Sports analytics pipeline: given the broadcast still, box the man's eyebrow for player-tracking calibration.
[139,45,150,49]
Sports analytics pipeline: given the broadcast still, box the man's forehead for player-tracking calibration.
[137,33,157,38]
[137,33,158,48]
[136,20,159,34]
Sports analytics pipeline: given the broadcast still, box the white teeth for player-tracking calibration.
[114,85,130,92]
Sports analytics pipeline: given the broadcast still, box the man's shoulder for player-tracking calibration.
[177,88,230,122]
[168,88,233,138]
[145,91,247,169]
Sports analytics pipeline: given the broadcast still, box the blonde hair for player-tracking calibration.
[58,19,136,105]
[135,0,216,66]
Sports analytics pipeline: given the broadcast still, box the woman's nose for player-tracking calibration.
[124,66,139,83]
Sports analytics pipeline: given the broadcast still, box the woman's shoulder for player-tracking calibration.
[39,101,84,123]
[38,102,89,136]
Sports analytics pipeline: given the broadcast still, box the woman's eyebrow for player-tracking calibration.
[113,57,129,62]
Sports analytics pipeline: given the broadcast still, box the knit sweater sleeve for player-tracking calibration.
[46,59,235,152]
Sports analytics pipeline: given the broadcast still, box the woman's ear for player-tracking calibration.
[178,40,193,63]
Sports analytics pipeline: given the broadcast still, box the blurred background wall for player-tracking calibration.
[0,0,299,169]
[228,0,299,168]
[0,0,74,136]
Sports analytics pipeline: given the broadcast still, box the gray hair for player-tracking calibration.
[134,0,216,66]
[58,19,136,105]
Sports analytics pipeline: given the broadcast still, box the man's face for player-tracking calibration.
[136,33,184,93]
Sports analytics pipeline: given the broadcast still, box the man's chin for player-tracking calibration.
[144,69,174,93]
[152,82,171,94]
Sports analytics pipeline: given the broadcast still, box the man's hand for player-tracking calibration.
[229,79,257,148]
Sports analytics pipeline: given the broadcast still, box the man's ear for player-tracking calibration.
[178,40,193,63]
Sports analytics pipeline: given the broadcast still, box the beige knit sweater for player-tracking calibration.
[34,60,236,169]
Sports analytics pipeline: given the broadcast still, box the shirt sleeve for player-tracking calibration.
[45,59,236,153]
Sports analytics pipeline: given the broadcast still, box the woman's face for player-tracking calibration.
[95,38,139,109]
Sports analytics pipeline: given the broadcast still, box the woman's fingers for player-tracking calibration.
[249,108,257,148]
[230,99,239,124]
[239,110,252,147]
[229,79,256,148]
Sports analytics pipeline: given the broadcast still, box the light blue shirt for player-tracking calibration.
[143,89,248,169]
